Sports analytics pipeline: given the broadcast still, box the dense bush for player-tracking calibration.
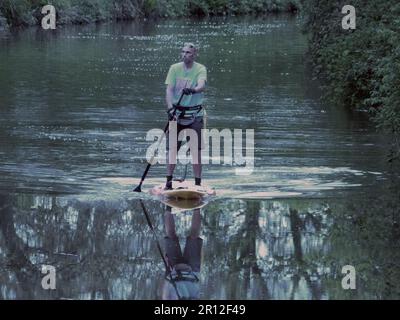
[0,11,9,32]
[0,0,137,25]
[302,0,400,161]
[0,0,301,26]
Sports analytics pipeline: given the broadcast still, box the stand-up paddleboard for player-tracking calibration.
[150,181,216,200]
[159,197,208,213]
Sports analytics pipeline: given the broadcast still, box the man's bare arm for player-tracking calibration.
[193,79,206,93]
[166,84,174,110]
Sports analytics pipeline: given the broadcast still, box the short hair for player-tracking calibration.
[183,42,197,52]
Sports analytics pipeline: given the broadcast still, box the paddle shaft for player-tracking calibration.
[135,92,185,191]
[139,199,171,272]
[139,200,187,300]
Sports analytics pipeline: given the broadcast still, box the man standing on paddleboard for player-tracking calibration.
[165,42,207,190]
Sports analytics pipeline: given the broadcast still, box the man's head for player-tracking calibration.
[181,42,197,66]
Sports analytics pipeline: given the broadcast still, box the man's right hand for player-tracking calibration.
[182,88,196,95]
[167,107,176,121]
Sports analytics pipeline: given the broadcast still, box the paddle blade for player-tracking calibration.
[133,185,142,192]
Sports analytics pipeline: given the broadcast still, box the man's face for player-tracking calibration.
[181,45,196,64]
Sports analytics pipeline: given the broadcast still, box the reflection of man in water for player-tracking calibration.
[161,206,202,300]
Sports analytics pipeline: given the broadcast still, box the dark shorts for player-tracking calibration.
[166,116,204,151]
[164,236,203,272]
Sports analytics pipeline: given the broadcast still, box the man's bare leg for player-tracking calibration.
[166,142,178,189]
[164,206,177,239]
[192,148,202,186]
[188,208,201,239]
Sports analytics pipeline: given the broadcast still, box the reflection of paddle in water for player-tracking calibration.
[139,200,202,300]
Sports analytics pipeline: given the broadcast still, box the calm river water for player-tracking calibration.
[0,15,399,299]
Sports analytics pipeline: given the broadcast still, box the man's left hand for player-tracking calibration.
[182,88,196,95]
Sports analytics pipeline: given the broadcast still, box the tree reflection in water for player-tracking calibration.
[0,191,399,299]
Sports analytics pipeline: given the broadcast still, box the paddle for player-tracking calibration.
[133,91,185,192]
[139,199,171,271]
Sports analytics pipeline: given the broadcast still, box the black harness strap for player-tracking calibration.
[174,105,203,119]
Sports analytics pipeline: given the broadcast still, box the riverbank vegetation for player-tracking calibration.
[301,0,400,163]
[0,0,300,28]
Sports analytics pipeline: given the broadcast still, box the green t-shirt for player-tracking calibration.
[165,62,207,117]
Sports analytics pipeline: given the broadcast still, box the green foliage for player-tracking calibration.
[226,0,300,15]
[206,0,228,15]
[142,0,157,16]
[188,0,211,16]
[302,0,400,161]
[156,0,189,18]
[0,0,34,25]
[0,0,301,26]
